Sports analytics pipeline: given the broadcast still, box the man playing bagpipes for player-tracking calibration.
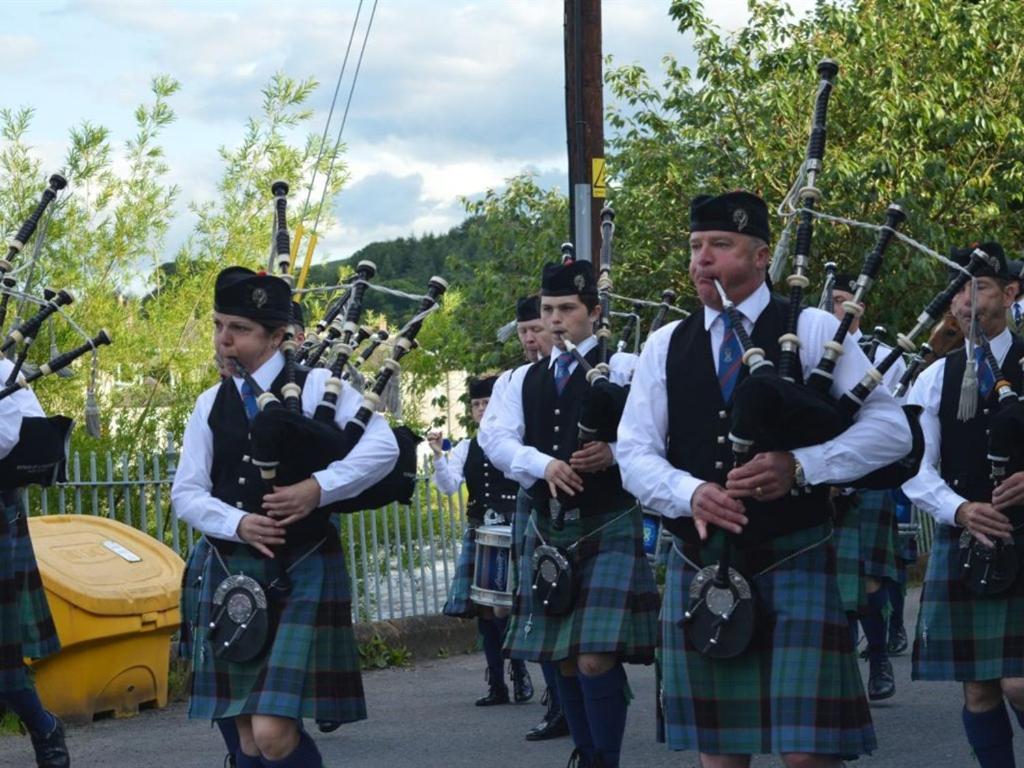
[827,272,907,702]
[617,191,911,767]
[171,266,399,768]
[901,243,1024,768]
[0,362,69,768]
[429,374,534,707]
[480,295,570,742]
[480,263,660,768]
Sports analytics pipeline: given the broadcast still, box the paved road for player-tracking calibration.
[2,588,1022,767]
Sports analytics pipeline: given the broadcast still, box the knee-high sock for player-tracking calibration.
[962,704,1015,768]
[887,578,906,631]
[577,664,629,768]
[847,613,859,650]
[541,661,561,709]
[860,589,889,662]
[556,671,594,760]
[0,685,54,736]
[216,718,241,756]
[235,752,262,768]
[479,617,506,684]
[260,731,323,768]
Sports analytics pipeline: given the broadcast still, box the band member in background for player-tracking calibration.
[430,374,533,706]
[902,244,1024,768]
[829,273,907,701]
[1007,259,1024,335]
[172,266,398,768]
[482,295,569,741]
[481,264,659,768]
[618,191,910,767]
[0,365,69,768]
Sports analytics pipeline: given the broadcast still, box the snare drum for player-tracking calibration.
[470,524,513,609]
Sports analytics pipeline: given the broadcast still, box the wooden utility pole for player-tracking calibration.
[564,0,605,268]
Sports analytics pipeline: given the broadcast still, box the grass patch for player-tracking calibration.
[358,634,412,670]
[0,707,22,736]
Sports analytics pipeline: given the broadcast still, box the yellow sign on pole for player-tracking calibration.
[592,157,607,199]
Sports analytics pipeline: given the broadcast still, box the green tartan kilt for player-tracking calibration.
[659,525,876,756]
[188,534,366,724]
[504,501,659,665]
[912,524,1024,682]
[442,527,476,619]
[833,490,900,615]
[509,489,532,600]
[177,538,212,660]
[0,497,60,691]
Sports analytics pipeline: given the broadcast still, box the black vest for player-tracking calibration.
[939,333,1024,520]
[522,345,632,515]
[664,298,830,548]
[207,364,333,548]
[463,438,519,522]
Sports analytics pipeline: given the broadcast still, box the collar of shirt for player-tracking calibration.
[976,327,1013,367]
[548,334,598,369]
[702,281,770,333]
[232,350,285,395]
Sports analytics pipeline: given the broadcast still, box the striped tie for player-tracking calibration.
[717,312,744,402]
[240,380,259,422]
[553,352,574,396]
[975,347,995,399]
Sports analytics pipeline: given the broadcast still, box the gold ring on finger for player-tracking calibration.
[755,486,763,498]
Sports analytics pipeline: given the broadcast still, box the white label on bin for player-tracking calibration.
[103,540,141,563]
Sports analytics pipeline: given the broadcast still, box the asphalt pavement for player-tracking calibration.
[2,587,1021,767]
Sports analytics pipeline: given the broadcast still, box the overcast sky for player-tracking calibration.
[2,0,815,270]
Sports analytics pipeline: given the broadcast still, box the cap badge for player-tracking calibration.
[574,273,586,291]
[251,287,268,308]
[733,207,749,232]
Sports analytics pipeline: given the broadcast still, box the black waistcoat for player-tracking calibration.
[939,333,1024,520]
[522,345,632,516]
[463,437,519,522]
[664,297,830,548]
[207,365,333,548]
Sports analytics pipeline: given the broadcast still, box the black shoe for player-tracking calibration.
[29,715,69,768]
[475,680,510,706]
[510,662,534,703]
[566,748,589,768]
[526,710,570,741]
[868,657,896,701]
[317,720,342,733]
[887,624,908,655]
[224,754,237,768]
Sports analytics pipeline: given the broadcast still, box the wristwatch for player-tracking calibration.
[792,456,808,489]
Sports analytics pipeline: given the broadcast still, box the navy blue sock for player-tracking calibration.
[235,752,262,768]
[541,660,561,709]
[260,731,322,768]
[0,686,54,736]
[887,579,906,632]
[216,718,241,756]
[847,613,859,650]
[962,703,1015,768]
[577,664,629,768]
[479,618,506,684]
[860,589,889,662]
[556,671,595,761]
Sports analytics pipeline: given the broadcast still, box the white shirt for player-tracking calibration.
[478,335,632,488]
[617,282,912,519]
[901,328,1013,527]
[0,358,46,461]
[432,438,470,496]
[171,351,399,541]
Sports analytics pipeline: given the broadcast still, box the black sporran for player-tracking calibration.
[208,574,271,663]
[531,544,577,616]
[680,563,758,659]
[958,530,1019,596]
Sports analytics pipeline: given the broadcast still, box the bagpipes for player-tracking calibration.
[0,174,112,489]
[957,331,1024,595]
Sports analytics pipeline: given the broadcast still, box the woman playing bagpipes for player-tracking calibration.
[171,266,399,768]
[617,190,912,767]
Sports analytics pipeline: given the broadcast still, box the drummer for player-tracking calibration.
[430,375,534,707]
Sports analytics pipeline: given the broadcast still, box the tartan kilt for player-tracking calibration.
[912,524,1024,682]
[0,497,60,691]
[504,501,659,665]
[188,534,366,724]
[659,525,876,756]
[833,490,899,615]
[509,489,532,600]
[177,538,212,660]
[442,527,476,619]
